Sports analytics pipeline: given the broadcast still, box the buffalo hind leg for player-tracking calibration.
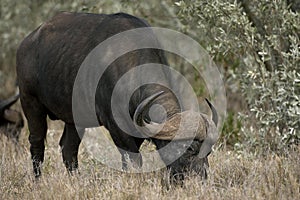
[29,118,47,178]
[20,95,47,178]
[59,124,83,173]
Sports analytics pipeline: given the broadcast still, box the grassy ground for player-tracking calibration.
[0,121,299,200]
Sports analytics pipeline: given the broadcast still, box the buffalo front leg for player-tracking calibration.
[108,126,143,170]
[119,147,143,171]
[114,137,143,170]
[59,124,83,173]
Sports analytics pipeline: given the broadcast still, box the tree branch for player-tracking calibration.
[238,0,278,72]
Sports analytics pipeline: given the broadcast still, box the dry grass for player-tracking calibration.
[0,121,299,200]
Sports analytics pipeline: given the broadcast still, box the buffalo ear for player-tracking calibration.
[198,138,213,158]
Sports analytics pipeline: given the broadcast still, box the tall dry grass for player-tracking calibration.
[0,121,299,200]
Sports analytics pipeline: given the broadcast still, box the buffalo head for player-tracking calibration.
[134,91,218,184]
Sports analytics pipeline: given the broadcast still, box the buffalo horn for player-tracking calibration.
[198,99,219,158]
[133,91,165,136]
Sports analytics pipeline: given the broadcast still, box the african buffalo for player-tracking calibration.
[17,12,218,182]
[0,93,23,141]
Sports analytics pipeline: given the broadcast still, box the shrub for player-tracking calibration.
[175,0,300,152]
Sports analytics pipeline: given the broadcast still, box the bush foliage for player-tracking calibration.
[175,0,300,152]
